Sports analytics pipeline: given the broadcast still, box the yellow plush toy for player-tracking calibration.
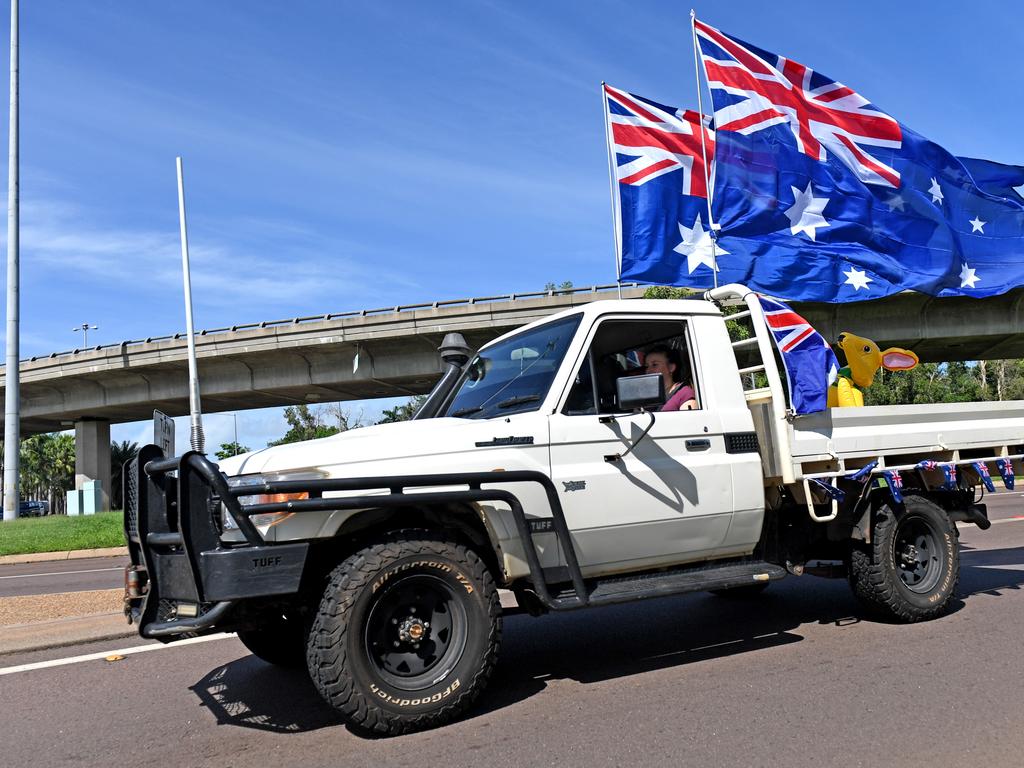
[827,332,919,407]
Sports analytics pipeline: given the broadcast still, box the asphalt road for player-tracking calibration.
[0,556,129,598]
[4,496,1024,767]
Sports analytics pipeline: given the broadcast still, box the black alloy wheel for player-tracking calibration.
[364,573,468,691]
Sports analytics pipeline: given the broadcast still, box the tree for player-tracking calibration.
[544,280,574,293]
[642,286,694,300]
[378,395,428,424]
[268,403,365,446]
[215,441,252,460]
[110,440,140,510]
[16,433,75,515]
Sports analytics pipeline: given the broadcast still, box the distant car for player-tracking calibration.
[18,500,49,517]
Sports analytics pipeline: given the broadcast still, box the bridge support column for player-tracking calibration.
[75,418,110,512]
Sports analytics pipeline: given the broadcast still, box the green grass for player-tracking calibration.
[0,511,125,556]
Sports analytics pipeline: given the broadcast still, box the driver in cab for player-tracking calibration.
[644,344,698,411]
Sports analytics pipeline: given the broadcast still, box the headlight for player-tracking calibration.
[223,471,325,535]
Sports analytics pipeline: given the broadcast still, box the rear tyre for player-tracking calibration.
[237,610,308,668]
[849,495,959,623]
[307,531,501,736]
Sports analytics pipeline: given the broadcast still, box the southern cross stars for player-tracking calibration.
[674,214,726,273]
[928,177,944,205]
[959,263,980,289]
[969,216,986,233]
[886,193,905,213]
[843,267,872,291]
[785,182,830,240]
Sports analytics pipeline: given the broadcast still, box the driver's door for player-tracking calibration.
[548,315,738,574]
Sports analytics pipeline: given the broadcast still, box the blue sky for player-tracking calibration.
[1,0,1021,450]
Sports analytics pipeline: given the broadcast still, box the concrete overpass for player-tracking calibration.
[2,282,1023,508]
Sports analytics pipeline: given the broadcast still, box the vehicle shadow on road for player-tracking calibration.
[471,581,855,719]
[190,656,342,734]
[185,543,1024,736]
[473,543,1024,720]
[958,542,1024,597]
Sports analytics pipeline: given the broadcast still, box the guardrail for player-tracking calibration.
[24,282,643,364]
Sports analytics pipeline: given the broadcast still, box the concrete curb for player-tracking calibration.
[0,546,128,566]
[0,612,137,656]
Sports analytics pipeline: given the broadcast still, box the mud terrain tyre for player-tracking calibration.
[849,495,959,623]
[307,531,501,736]
[237,610,307,668]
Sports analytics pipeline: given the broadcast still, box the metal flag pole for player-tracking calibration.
[601,82,623,299]
[690,9,719,289]
[3,0,19,521]
[176,157,205,453]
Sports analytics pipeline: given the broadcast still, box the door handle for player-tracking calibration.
[685,439,711,451]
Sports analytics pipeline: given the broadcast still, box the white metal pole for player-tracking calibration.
[690,10,719,289]
[176,157,205,453]
[601,82,623,298]
[3,0,19,521]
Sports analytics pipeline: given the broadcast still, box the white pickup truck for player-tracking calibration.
[123,284,1024,736]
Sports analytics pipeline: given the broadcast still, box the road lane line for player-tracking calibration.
[0,567,122,580]
[0,633,236,677]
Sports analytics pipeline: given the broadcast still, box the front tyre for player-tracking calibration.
[849,495,959,623]
[307,531,501,736]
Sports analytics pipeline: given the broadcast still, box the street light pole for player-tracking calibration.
[72,322,98,347]
[3,0,19,522]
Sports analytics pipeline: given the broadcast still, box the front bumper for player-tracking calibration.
[123,446,308,640]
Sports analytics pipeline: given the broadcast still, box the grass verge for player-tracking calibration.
[0,511,125,556]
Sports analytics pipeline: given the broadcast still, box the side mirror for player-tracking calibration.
[615,373,665,411]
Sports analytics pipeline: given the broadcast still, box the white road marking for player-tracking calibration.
[0,633,236,677]
[0,567,122,581]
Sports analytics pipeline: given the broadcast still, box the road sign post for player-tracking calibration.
[154,409,175,457]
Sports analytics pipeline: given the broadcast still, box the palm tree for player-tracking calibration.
[44,434,75,514]
[110,440,139,510]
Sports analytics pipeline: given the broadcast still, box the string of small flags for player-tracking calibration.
[809,458,1015,506]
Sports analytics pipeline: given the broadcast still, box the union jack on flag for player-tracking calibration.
[604,83,714,197]
[883,471,904,504]
[758,295,839,414]
[694,19,902,188]
[972,462,996,493]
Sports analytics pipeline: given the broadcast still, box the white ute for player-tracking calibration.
[123,284,1024,736]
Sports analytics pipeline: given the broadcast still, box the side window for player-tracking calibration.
[563,354,597,416]
[562,318,700,415]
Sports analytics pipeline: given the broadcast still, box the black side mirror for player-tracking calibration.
[615,373,665,411]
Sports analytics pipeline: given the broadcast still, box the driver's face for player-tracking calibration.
[645,353,674,387]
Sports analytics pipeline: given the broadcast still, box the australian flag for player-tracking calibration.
[759,296,839,414]
[603,84,719,285]
[693,19,1024,303]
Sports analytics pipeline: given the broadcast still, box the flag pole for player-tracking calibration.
[176,157,205,454]
[601,82,623,298]
[690,9,718,289]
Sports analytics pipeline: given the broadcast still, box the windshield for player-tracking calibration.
[444,314,582,419]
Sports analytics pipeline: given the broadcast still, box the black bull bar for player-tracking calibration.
[123,445,589,639]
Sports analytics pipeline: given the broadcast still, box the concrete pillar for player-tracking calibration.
[75,418,110,512]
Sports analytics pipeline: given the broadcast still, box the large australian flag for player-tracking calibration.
[693,18,1024,303]
[603,84,720,285]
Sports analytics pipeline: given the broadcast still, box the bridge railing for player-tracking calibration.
[26,282,642,364]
